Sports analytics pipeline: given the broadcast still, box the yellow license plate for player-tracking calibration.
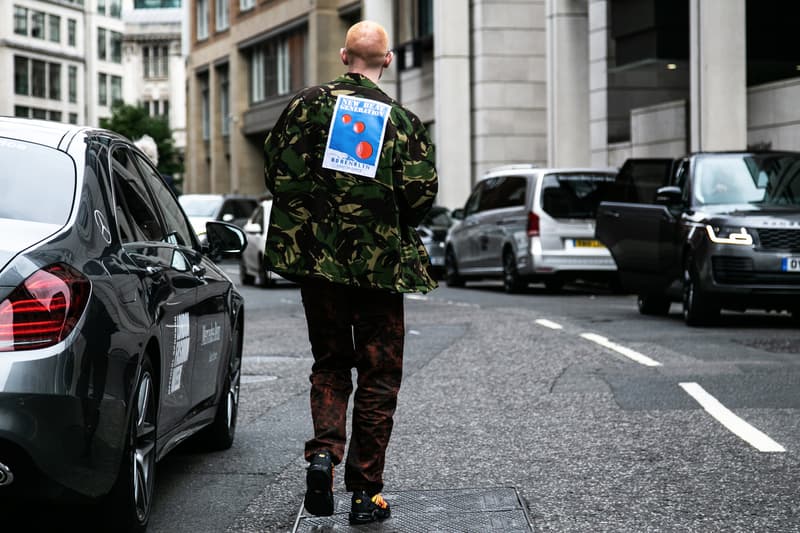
[573,239,604,248]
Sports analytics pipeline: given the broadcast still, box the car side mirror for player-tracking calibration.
[204,221,247,259]
[654,186,682,206]
[451,208,464,220]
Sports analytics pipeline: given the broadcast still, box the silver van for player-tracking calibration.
[445,165,618,292]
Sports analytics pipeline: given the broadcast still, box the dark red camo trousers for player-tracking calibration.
[299,278,405,495]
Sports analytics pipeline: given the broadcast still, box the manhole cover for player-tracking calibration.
[292,486,532,532]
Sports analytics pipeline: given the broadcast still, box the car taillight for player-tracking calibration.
[527,212,540,237]
[0,264,90,352]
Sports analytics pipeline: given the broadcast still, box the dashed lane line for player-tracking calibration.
[535,318,563,330]
[680,382,786,453]
[580,332,663,367]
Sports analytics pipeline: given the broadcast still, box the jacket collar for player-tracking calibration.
[336,72,382,92]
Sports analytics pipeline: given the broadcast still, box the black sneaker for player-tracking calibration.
[304,451,334,516]
[348,490,391,525]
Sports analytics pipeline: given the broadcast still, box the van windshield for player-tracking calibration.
[540,173,615,219]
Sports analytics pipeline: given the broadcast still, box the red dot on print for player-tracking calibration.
[355,141,373,160]
[342,114,352,124]
[353,121,366,134]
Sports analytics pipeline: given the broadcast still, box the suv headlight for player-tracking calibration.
[705,225,753,245]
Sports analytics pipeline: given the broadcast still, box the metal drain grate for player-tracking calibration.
[292,486,533,532]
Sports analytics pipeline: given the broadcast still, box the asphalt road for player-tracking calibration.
[143,273,800,532]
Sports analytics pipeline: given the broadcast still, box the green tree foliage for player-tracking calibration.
[100,104,183,177]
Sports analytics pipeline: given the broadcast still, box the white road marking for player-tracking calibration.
[580,333,662,367]
[679,382,786,453]
[408,330,420,335]
[535,319,563,330]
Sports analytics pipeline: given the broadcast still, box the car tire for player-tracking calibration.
[195,321,242,451]
[637,292,671,315]
[445,248,465,287]
[683,256,719,326]
[239,260,254,286]
[502,250,526,293]
[105,356,157,533]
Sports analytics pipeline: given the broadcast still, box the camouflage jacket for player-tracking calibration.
[263,73,438,293]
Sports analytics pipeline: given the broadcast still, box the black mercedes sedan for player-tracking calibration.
[0,117,246,531]
[597,151,800,326]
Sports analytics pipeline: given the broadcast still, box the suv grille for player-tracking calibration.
[712,255,799,285]
[756,228,800,251]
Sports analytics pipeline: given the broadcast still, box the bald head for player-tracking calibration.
[342,21,391,71]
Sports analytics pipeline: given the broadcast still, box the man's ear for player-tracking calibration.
[340,47,349,65]
[383,51,393,68]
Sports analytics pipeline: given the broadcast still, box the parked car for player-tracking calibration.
[417,206,454,279]
[596,151,800,325]
[239,199,283,287]
[445,164,618,292]
[0,117,247,531]
[178,193,258,238]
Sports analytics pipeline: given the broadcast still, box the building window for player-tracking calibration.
[109,0,122,18]
[49,15,60,43]
[111,31,122,63]
[196,0,209,40]
[201,82,210,140]
[239,0,254,11]
[68,19,76,46]
[31,11,45,39]
[32,60,46,98]
[98,28,107,60]
[69,66,78,103]
[14,6,28,36]
[135,0,180,7]
[143,45,169,78]
[15,106,29,118]
[99,73,108,105]
[216,0,229,32]
[14,56,29,95]
[250,29,306,103]
[163,99,169,119]
[111,75,122,105]
[49,111,62,122]
[220,70,229,135]
[49,63,61,100]
[69,112,78,124]
[143,100,150,115]
[32,108,47,120]
[98,0,106,15]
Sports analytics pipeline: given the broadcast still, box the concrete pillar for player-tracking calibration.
[208,66,228,193]
[229,48,265,196]
[547,0,590,167]
[186,68,209,193]
[362,0,397,100]
[433,0,472,209]
[308,0,347,85]
[690,0,746,152]
[588,0,609,167]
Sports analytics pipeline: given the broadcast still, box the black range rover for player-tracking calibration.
[596,151,800,326]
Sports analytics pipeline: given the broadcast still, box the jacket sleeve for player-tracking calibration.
[264,95,305,195]
[393,110,438,227]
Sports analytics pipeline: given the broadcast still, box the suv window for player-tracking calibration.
[607,159,674,203]
[541,173,614,219]
[111,147,164,242]
[222,199,257,220]
[464,181,484,216]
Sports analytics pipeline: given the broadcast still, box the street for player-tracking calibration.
[140,266,800,532]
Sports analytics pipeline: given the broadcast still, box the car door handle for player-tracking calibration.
[145,265,162,275]
[192,264,207,278]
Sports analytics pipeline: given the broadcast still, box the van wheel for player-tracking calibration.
[683,256,719,326]
[105,356,157,532]
[502,250,526,293]
[445,249,465,287]
[257,259,274,288]
[637,292,671,315]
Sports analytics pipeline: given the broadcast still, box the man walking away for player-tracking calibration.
[262,20,438,525]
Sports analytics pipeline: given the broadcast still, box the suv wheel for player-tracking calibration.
[239,260,254,286]
[445,248,465,287]
[637,292,671,315]
[502,250,526,293]
[683,256,719,326]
